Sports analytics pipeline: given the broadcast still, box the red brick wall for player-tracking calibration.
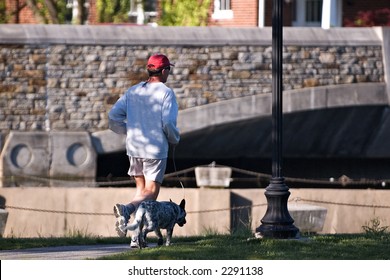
[209,0,259,27]
[88,0,97,24]
[6,0,39,23]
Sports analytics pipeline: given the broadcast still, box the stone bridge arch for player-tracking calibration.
[93,83,389,156]
[91,82,390,183]
[2,83,390,187]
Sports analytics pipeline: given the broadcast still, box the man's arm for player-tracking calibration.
[162,91,180,144]
[108,95,127,135]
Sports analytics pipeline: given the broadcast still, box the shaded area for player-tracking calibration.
[175,106,388,159]
[97,106,390,188]
[231,193,252,233]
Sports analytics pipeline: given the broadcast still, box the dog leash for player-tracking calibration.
[172,145,185,199]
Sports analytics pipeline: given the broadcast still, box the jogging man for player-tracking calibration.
[108,54,180,238]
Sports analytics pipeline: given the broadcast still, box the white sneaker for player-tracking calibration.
[115,217,127,237]
[113,204,131,237]
[130,236,139,248]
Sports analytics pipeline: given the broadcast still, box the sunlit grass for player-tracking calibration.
[1,232,389,260]
[98,233,390,260]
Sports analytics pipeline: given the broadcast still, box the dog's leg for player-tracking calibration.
[141,228,153,248]
[165,227,174,246]
[138,223,146,249]
[141,230,147,248]
[130,222,143,249]
[154,228,164,246]
[130,232,140,249]
[138,231,145,249]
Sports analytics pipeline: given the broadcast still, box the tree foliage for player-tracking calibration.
[344,8,390,27]
[2,0,68,24]
[96,0,129,23]
[0,0,6,23]
[159,0,211,26]
[2,0,212,26]
[24,0,67,24]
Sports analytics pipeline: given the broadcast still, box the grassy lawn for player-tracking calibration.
[1,232,389,260]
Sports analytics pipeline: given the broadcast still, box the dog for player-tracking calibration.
[122,199,186,248]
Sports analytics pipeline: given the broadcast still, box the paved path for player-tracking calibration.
[0,244,154,260]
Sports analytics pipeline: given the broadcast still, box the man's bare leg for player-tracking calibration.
[130,175,160,207]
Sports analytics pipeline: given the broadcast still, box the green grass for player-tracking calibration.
[1,233,390,260]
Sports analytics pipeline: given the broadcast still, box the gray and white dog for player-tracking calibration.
[122,199,186,248]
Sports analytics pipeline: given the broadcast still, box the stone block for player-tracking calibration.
[0,131,97,187]
[91,130,126,154]
[50,132,97,182]
[195,166,232,188]
[288,203,327,233]
[0,131,50,187]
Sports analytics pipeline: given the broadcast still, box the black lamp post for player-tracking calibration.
[255,0,299,238]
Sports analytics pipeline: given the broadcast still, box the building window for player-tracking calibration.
[220,0,231,10]
[292,0,323,26]
[305,0,322,23]
[128,0,157,25]
[212,0,233,20]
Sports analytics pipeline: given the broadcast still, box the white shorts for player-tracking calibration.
[128,157,167,184]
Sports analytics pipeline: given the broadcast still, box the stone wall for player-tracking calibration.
[1,187,389,237]
[0,25,387,134]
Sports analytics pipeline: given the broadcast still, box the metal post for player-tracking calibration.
[255,0,299,238]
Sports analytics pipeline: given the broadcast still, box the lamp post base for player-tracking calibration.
[255,178,300,239]
[255,224,300,239]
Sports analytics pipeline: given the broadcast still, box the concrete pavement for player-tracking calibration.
[0,243,156,260]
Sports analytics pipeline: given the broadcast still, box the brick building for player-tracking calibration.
[5,0,37,23]
[3,0,390,27]
[208,0,390,27]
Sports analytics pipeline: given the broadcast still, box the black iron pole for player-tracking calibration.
[255,0,299,238]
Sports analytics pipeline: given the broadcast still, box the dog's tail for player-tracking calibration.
[124,206,145,231]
